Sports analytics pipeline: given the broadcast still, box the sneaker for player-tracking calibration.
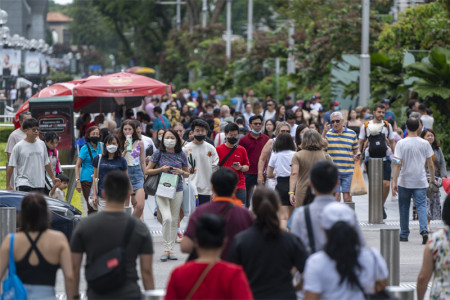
[176,232,183,243]
[421,231,428,245]
[400,237,408,242]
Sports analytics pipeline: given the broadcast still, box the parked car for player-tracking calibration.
[0,190,82,241]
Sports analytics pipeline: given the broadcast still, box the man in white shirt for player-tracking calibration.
[263,100,276,123]
[392,118,435,244]
[5,111,31,161]
[242,103,254,125]
[418,103,434,129]
[183,119,219,205]
[6,118,60,192]
[310,94,323,111]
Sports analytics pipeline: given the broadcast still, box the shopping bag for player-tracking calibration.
[350,161,368,196]
[156,172,179,199]
[1,234,27,300]
[182,178,198,215]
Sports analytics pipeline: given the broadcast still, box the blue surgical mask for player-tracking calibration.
[365,113,371,119]
[251,129,262,135]
[334,106,340,111]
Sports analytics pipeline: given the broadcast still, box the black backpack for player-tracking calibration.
[364,121,390,158]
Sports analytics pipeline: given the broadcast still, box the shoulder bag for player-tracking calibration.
[144,151,162,196]
[85,217,136,294]
[219,145,238,167]
[304,205,316,254]
[186,263,216,300]
[1,234,27,300]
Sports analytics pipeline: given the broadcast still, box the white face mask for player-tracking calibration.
[106,145,118,153]
[164,139,176,148]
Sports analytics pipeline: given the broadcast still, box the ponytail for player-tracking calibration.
[325,221,362,290]
[252,186,281,238]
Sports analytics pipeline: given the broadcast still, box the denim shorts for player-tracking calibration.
[128,165,144,190]
[23,284,56,300]
[335,173,353,193]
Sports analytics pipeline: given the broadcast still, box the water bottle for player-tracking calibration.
[126,136,133,152]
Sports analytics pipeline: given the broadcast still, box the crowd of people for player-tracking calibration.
[2,87,449,299]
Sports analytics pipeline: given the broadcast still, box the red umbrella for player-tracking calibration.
[72,72,170,111]
[13,82,76,128]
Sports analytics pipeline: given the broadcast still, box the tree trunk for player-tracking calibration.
[187,0,200,27]
[210,0,226,24]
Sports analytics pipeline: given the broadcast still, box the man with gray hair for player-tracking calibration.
[5,111,32,162]
[323,111,360,203]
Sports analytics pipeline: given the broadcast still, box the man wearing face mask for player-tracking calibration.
[238,115,269,207]
[215,123,250,204]
[183,119,219,206]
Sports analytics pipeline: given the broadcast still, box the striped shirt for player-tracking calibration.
[325,127,358,175]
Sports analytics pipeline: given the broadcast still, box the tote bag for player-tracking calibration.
[1,234,27,300]
[351,161,368,196]
[156,172,179,199]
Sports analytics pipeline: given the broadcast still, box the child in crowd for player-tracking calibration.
[50,173,69,201]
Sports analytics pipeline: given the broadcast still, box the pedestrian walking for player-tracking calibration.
[303,203,388,300]
[75,126,103,214]
[266,132,296,229]
[166,214,253,300]
[323,111,360,202]
[358,103,395,218]
[421,129,447,232]
[0,193,74,299]
[119,120,146,218]
[145,129,190,261]
[239,115,270,207]
[181,168,254,260]
[289,129,330,208]
[183,119,219,205]
[228,186,307,299]
[392,118,436,244]
[416,194,450,300]
[71,171,155,299]
[43,131,61,195]
[6,118,60,193]
[215,123,250,204]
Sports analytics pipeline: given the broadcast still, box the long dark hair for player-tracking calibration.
[160,128,183,153]
[263,119,276,137]
[421,128,440,150]
[21,193,49,232]
[325,221,362,290]
[118,119,140,152]
[273,132,296,152]
[295,124,308,150]
[252,186,281,238]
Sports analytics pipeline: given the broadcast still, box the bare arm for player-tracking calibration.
[145,161,170,176]
[139,254,155,290]
[75,157,83,192]
[426,157,436,184]
[290,164,299,206]
[389,139,396,154]
[304,291,321,300]
[257,140,273,184]
[6,166,14,190]
[6,152,10,161]
[180,235,194,254]
[71,252,83,298]
[391,160,402,197]
[416,247,434,300]
[58,234,74,299]
[267,166,275,179]
[359,138,365,153]
[139,141,146,173]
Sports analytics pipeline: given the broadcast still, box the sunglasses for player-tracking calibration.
[330,120,341,124]
[252,123,262,126]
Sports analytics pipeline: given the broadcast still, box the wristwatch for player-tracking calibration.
[131,192,136,196]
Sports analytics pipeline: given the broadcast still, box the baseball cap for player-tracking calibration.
[321,203,356,230]
[381,99,390,104]
[333,102,340,106]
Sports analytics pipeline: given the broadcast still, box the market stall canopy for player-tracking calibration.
[125,66,156,74]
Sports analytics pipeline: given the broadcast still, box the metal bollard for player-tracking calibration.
[124,206,133,216]
[380,229,400,286]
[386,286,414,300]
[0,207,16,243]
[368,158,383,224]
[142,289,165,300]
[344,202,355,210]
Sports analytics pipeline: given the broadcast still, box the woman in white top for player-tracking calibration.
[304,203,388,300]
[267,133,296,230]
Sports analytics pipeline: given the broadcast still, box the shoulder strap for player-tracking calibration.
[304,205,316,254]
[186,263,216,300]
[121,217,136,249]
[364,121,369,138]
[221,202,234,217]
[9,234,16,275]
[159,116,167,129]
[219,145,238,167]
[383,120,390,136]
[95,154,102,180]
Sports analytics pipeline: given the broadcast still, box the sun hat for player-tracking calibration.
[321,203,357,230]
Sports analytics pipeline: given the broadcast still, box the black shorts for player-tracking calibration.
[275,177,292,206]
[365,160,392,181]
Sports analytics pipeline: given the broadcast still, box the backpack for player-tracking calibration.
[364,121,390,158]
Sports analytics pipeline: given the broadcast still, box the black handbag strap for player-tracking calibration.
[121,217,136,249]
[219,145,238,167]
[221,202,234,217]
[304,205,316,254]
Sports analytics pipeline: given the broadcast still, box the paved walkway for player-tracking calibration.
[54,174,447,299]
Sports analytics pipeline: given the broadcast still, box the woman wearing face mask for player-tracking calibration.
[155,128,165,149]
[360,107,372,123]
[145,129,189,261]
[75,126,103,215]
[92,135,132,211]
[119,120,146,219]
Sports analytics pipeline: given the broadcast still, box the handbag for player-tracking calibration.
[85,217,135,294]
[182,178,198,215]
[88,154,102,210]
[1,234,27,300]
[156,172,180,199]
[351,161,368,196]
[144,151,162,196]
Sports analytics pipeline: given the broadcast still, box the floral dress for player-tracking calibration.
[428,226,450,299]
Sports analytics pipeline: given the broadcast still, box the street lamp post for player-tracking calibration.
[202,0,207,28]
[247,0,253,53]
[226,0,232,59]
[359,0,370,106]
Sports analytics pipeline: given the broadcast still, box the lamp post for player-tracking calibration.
[359,0,370,106]
[225,0,232,59]
[247,0,253,53]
